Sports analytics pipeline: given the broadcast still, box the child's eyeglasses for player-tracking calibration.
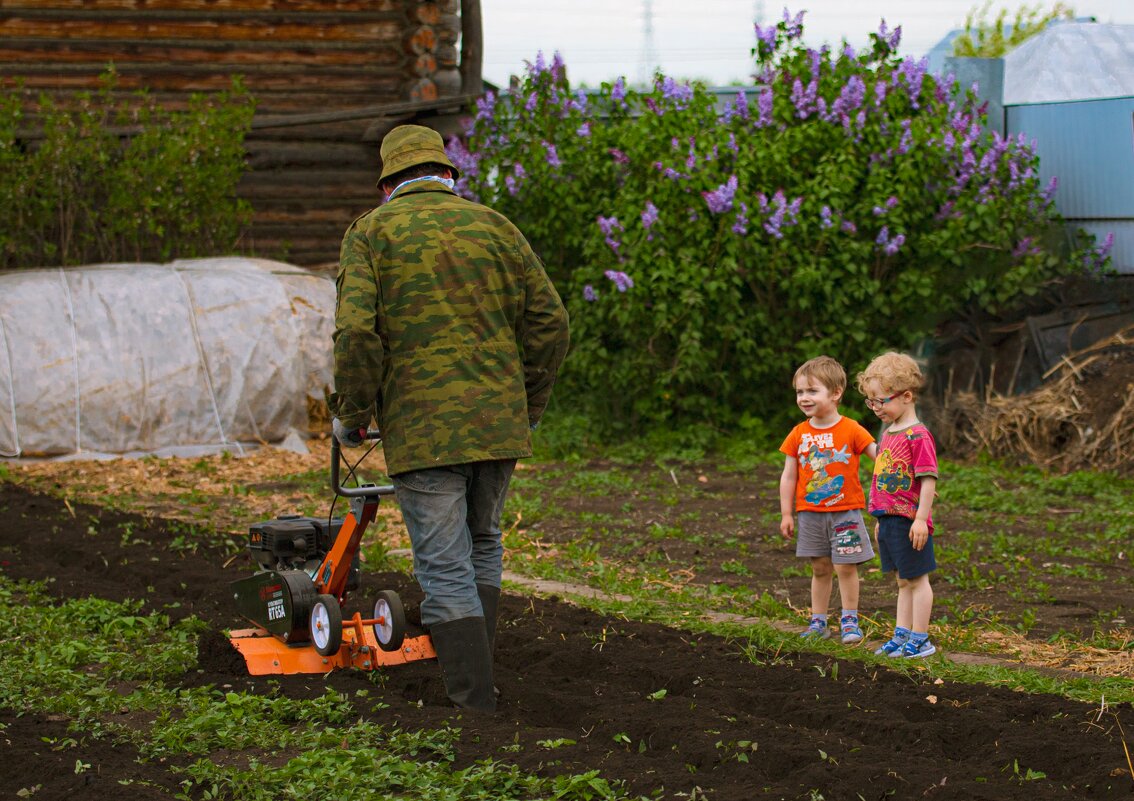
[864,392,901,410]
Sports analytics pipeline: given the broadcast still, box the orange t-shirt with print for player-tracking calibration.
[779,416,875,513]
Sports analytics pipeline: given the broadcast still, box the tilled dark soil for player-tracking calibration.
[2,482,1132,801]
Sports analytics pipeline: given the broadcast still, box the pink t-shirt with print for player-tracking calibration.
[868,423,938,532]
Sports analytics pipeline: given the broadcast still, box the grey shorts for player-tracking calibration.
[796,510,875,564]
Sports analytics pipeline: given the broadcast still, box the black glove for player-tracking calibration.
[332,418,366,447]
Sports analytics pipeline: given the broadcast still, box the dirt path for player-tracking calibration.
[2,482,1132,800]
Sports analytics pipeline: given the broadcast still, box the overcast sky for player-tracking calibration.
[480,0,1134,87]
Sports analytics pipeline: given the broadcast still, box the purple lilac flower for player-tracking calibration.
[543,141,562,168]
[727,133,739,152]
[842,42,856,60]
[782,8,805,38]
[1041,176,1059,204]
[1097,232,1115,260]
[704,175,739,214]
[475,91,497,123]
[830,75,865,121]
[820,205,834,229]
[1012,237,1036,259]
[757,87,774,127]
[685,143,697,171]
[734,90,750,120]
[505,174,518,196]
[550,51,566,81]
[577,122,591,137]
[876,225,906,255]
[758,190,802,238]
[609,148,630,165]
[664,167,684,181]
[897,122,913,154]
[732,202,749,235]
[641,201,659,235]
[898,57,928,107]
[583,284,598,302]
[526,51,547,78]
[525,91,539,113]
[597,215,624,255]
[754,22,778,51]
[611,77,627,105]
[661,77,695,108]
[791,77,819,119]
[878,20,901,50]
[445,136,481,178]
[841,220,857,233]
[604,269,634,292]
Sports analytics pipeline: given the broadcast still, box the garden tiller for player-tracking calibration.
[228,432,435,675]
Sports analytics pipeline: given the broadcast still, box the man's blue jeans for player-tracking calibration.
[392,459,516,627]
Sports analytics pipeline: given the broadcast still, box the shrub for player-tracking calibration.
[0,69,255,269]
[453,11,1110,432]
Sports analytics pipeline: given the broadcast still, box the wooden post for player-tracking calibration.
[460,0,482,95]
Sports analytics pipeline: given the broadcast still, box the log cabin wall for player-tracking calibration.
[0,0,482,266]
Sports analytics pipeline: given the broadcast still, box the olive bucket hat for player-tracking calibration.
[377,124,459,186]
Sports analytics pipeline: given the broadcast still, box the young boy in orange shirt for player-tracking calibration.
[779,356,878,643]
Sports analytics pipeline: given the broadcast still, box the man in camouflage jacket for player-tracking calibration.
[331,124,570,713]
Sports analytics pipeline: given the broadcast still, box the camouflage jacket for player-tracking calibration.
[331,182,570,476]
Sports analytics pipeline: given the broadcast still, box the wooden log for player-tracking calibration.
[434,11,459,44]
[404,25,436,55]
[1,0,400,11]
[243,140,374,169]
[0,39,406,68]
[236,168,377,199]
[0,17,404,42]
[5,64,407,89]
[459,0,481,95]
[405,78,438,103]
[6,88,406,115]
[411,53,437,76]
[432,68,460,97]
[435,42,458,68]
[412,2,441,25]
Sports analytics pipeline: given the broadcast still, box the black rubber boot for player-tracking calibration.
[476,583,501,654]
[429,616,496,713]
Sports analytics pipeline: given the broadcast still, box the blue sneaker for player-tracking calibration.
[799,617,831,639]
[873,633,909,657]
[840,614,863,644]
[901,638,937,658]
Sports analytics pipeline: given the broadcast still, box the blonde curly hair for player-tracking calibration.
[856,351,925,397]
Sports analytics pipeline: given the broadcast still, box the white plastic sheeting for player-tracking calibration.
[1004,23,1134,104]
[0,257,335,459]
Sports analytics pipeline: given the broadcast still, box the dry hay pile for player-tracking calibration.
[938,325,1134,472]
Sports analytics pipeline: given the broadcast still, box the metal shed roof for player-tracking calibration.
[1003,22,1134,104]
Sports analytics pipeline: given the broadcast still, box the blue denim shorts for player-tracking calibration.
[875,514,936,579]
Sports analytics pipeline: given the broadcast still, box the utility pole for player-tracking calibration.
[640,0,657,87]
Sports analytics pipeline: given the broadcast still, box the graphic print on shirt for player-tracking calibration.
[874,447,913,495]
[797,432,853,506]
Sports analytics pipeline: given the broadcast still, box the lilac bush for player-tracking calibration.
[453,11,1107,428]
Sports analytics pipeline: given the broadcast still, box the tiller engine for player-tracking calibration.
[228,432,435,675]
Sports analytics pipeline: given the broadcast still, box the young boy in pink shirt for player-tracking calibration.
[857,352,939,659]
[779,356,878,644]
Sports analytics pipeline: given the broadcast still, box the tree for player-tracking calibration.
[454,10,1110,431]
[951,2,1075,58]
